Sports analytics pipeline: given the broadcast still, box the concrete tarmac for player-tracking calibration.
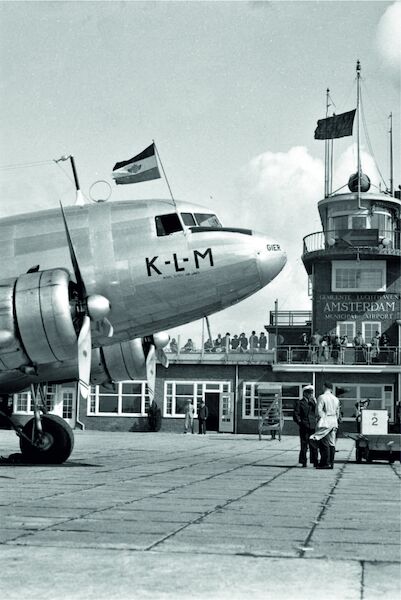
[0,430,400,600]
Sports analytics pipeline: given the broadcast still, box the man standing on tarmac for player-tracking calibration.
[310,382,340,469]
[293,385,318,468]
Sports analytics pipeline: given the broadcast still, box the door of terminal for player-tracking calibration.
[50,384,77,428]
[205,392,219,431]
[219,392,234,433]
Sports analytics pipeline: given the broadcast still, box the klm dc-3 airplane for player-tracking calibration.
[0,196,286,463]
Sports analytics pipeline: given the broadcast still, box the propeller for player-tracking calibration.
[59,202,113,399]
[143,333,169,402]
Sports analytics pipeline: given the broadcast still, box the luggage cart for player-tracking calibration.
[347,410,401,464]
[257,383,284,441]
[347,433,401,464]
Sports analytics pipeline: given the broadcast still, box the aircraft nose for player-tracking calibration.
[254,234,287,287]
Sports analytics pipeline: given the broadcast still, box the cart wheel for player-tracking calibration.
[356,447,363,463]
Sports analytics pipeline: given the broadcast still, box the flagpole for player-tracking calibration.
[324,88,330,198]
[152,140,177,209]
[389,112,393,196]
[356,60,362,209]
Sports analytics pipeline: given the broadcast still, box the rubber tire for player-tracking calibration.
[19,415,74,464]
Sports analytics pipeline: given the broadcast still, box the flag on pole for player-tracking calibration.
[112,143,161,185]
[314,109,356,140]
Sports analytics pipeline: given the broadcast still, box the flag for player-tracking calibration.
[314,109,356,140]
[112,143,161,185]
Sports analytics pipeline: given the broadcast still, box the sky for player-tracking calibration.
[0,0,400,347]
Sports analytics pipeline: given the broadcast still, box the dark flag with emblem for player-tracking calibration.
[112,143,161,185]
[314,109,356,140]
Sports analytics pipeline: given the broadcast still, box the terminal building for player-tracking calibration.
[12,173,401,436]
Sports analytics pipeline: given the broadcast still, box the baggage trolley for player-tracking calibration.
[347,433,401,464]
[257,383,284,441]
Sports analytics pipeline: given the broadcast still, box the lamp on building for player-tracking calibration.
[327,236,336,247]
[381,237,391,247]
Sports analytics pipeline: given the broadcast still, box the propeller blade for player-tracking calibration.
[102,317,114,338]
[156,347,169,368]
[78,315,92,399]
[59,201,86,298]
[145,343,156,403]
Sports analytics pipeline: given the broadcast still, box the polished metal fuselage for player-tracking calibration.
[0,199,286,391]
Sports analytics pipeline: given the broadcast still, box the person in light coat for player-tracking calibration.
[310,382,340,469]
[184,400,195,434]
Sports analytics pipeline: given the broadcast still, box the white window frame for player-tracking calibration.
[163,380,231,418]
[88,381,149,416]
[334,383,394,421]
[332,260,386,292]
[242,382,309,420]
[362,322,381,345]
[13,384,60,415]
[336,321,356,345]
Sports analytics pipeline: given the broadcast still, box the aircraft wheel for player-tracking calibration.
[19,415,74,464]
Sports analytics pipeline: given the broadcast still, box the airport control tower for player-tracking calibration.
[302,62,401,360]
[302,174,401,348]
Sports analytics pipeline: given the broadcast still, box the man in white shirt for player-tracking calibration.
[310,382,340,469]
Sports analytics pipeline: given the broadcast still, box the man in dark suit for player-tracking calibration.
[198,400,209,434]
[293,385,318,467]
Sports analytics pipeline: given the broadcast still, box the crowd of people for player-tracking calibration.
[168,331,268,354]
[300,330,392,364]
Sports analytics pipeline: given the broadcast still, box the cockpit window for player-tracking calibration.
[181,212,196,226]
[155,213,184,236]
[194,213,221,228]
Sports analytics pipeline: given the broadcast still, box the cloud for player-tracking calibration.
[376,2,401,71]
[169,143,381,347]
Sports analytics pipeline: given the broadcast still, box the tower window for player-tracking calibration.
[332,260,386,292]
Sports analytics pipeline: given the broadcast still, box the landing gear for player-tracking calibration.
[19,414,74,464]
[1,383,74,464]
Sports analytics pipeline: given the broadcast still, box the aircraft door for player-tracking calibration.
[219,392,234,433]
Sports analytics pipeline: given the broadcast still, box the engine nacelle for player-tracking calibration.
[0,269,77,371]
[90,335,169,386]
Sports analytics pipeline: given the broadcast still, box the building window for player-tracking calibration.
[13,385,59,415]
[332,260,386,292]
[242,382,310,419]
[164,381,230,417]
[88,381,149,416]
[336,321,355,344]
[351,216,367,229]
[13,390,32,413]
[62,392,74,419]
[362,322,381,345]
[334,384,393,421]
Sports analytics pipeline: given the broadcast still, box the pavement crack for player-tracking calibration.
[297,446,353,558]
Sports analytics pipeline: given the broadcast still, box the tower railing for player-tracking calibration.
[303,229,400,255]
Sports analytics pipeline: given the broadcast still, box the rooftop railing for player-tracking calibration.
[165,344,400,366]
[268,311,312,327]
[303,229,400,255]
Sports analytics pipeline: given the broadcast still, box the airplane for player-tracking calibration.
[0,197,286,463]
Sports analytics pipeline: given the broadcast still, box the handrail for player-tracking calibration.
[303,229,400,254]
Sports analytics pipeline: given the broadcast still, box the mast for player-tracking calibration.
[389,112,394,196]
[324,88,330,198]
[356,60,362,207]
